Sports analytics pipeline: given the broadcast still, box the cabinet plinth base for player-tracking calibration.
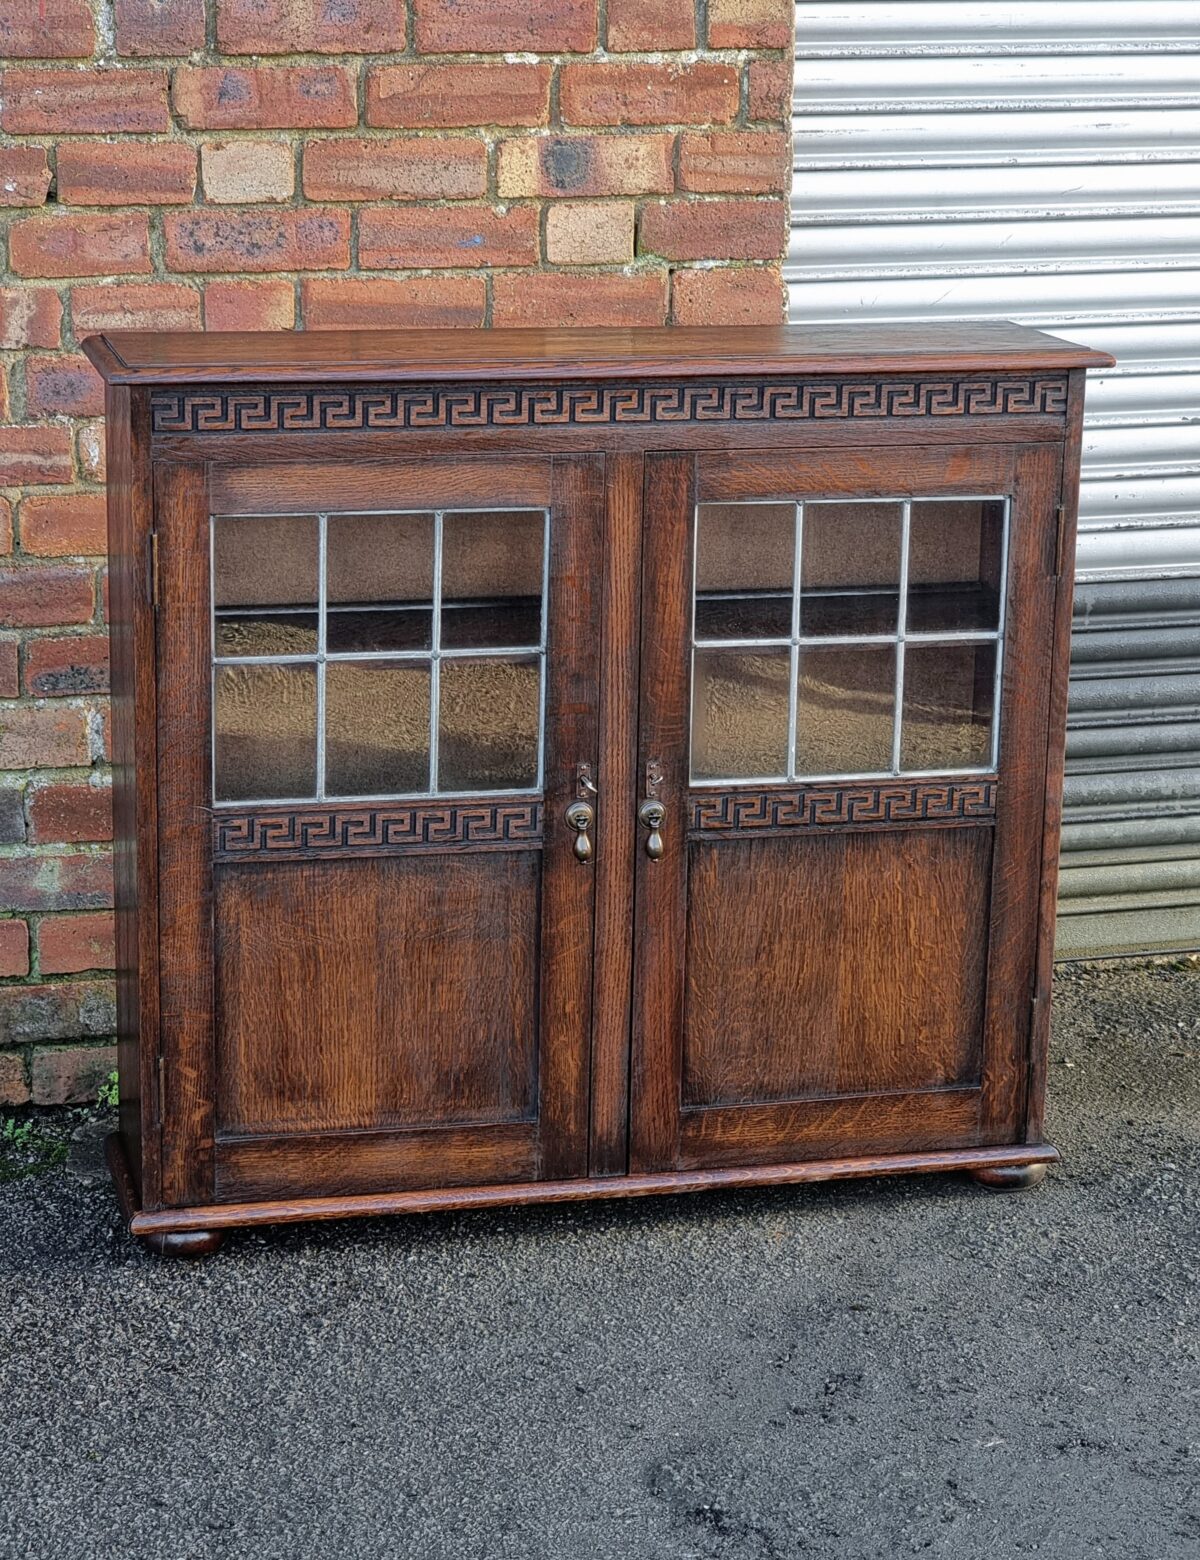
[970,1161,1049,1192]
[106,1133,1058,1249]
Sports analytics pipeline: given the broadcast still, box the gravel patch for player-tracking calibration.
[1,960,1197,1559]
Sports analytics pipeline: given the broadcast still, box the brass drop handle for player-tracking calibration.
[565,800,595,863]
[638,799,665,860]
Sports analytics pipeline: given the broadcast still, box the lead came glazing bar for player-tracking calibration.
[786,501,803,782]
[316,510,328,802]
[891,499,912,776]
[429,508,443,795]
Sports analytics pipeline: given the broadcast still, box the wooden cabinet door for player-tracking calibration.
[153,453,602,1206]
[630,441,1063,1173]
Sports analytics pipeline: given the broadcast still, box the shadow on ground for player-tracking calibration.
[1,962,1197,1559]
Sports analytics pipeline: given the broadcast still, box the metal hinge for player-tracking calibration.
[1052,503,1068,580]
[146,530,159,609]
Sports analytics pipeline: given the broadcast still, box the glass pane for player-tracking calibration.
[694,503,794,640]
[327,512,435,654]
[325,661,431,797]
[213,514,318,657]
[800,502,903,637]
[438,657,540,792]
[691,648,790,781]
[795,645,895,777]
[214,663,316,802]
[901,642,996,770]
[907,499,1005,634]
[441,510,545,651]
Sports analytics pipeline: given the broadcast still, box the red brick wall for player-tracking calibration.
[0,0,795,1104]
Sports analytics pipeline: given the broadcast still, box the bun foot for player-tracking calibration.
[142,1229,225,1258]
[970,1162,1048,1192]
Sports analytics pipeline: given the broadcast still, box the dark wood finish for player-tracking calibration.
[153,414,1071,468]
[90,323,1108,1250]
[212,797,542,861]
[214,855,540,1137]
[106,1133,224,1257]
[105,386,161,1205]
[210,455,551,515]
[154,459,215,1209]
[589,452,643,1176]
[82,321,1111,384]
[682,830,992,1106]
[630,440,1065,1175]
[971,1162,1049,1191]
[1027,368,1090,1145]
[120,1142,1061,1238]
[218,1123,537,1202]
[690,779,996,835]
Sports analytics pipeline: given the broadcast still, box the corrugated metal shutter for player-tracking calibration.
[788,1,1200,958]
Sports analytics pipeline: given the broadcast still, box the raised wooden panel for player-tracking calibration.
[215,853,540,1137]
[682,825,993,1109]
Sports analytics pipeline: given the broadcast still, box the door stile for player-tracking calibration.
[537,454,604,1179]
[629,453,694,1172]
[588,453,644,1176]
[154,458,217,1207]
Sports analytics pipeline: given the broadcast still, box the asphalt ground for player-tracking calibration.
[0,959,1197,1560]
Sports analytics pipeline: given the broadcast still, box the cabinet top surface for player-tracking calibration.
[82,321,1113,386]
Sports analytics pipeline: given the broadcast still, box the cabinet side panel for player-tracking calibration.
[977,442,1064,1143]
[106,385,159,1203]
[1029,372,1088,1142]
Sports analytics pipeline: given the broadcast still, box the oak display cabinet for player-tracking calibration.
[84,323,1112,1256]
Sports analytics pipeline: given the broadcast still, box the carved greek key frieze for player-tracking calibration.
[153,376,1069,436]
[214,800,543,860]
[690,780,997,836]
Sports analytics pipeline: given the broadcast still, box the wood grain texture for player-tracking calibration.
[210,456,550,516]
[691,780,996,835]
[154,458,215,1209]
[154,416,1068,469]
[976,441,1064,1142]
[98,326,1101,1242]
[120,1141,1061,1238]
[537,454,603,1179]
[214,855,540,1137]
[589,452,643,1176]
[106,385,161,1204]
[679,1087,982,1170]
[82,321,1113,385]
[1028,368,1089,1144]
[144,377,1073,439]
[217,1122,538,1201]
[212,798,543,861]
[682,829,992,1108]
[633,438,1063,1175]
[629,452,694,1172]
[698,443,1020,503]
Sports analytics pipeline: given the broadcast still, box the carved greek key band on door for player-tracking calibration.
[690,780,997,836]
[151,376,1069,435]
[213,800,544,861]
